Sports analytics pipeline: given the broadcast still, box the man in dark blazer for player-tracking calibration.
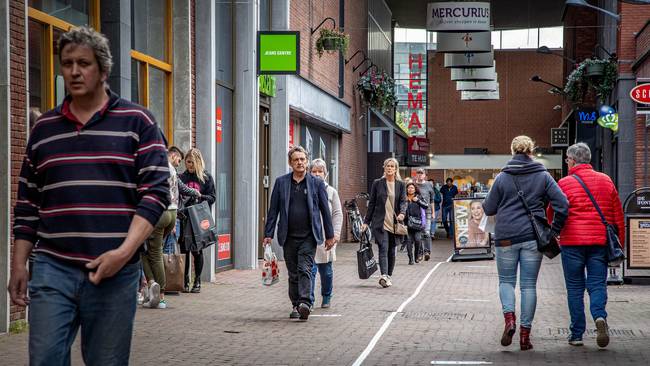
[263,145,335,321]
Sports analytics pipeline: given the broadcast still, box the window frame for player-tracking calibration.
[130,0,174,144]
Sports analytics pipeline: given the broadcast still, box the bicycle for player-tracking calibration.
[344,192,371,242]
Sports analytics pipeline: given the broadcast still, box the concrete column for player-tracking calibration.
[268,0,290,260]
[172,0,192,153]
[194,0,217,281]
[232,0,259,269]
[617,75,637,200]
[101,0,131,99]
[0,0,11,334]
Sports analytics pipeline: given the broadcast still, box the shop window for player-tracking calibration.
[27,1,99,129]
[130,0,173,143]
[215,0,233,85]
[216,86,233,237]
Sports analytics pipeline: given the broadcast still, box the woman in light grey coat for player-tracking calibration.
[309,159,343,308]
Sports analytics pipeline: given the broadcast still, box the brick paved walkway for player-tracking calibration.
[2,238,650,365]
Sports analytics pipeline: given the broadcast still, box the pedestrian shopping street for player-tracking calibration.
[2,238,648,366]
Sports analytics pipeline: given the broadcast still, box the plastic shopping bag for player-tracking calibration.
[262,244,280,286]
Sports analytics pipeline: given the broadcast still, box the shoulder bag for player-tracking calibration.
[387,183,408,236]
[571,175,625,266]
[511,174,561,259]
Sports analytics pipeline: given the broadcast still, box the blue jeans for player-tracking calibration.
[29,253,141,366]
[442,205,454,237]
[163,218,181,254]
[495,240,543,328]
[310,262,333,303]
[561,245,608,338]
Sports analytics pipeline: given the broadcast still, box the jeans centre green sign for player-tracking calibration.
[257,31,300,75]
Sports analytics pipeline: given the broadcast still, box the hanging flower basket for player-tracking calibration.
[356,71,398,113]
[315,28,350,57]
[563,58,617,103]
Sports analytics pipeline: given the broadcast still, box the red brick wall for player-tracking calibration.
[618,3,650,75]
[290,0,368,240]
[427,51,564,155]
[632,10,650,188]
[636,21,650,60]
[9,0,27,323]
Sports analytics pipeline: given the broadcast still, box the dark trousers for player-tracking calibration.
[373,229,398,276]
[442,205,454,237]
[184,250,204,286]
[283,235,317,307]
[407,229,423,262]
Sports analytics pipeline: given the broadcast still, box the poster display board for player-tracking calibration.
[628,218,650,269]
[622,188,650,282]
[451,198,494,262]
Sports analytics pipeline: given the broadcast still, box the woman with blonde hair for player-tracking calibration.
[361,158,407,288]
[482,136,568,350]
[179,148,216,293]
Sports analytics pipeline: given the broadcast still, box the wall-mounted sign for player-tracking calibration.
[631,80,650,114]
[574,107,598,125]
[406,136,430,166]
[597,105,618,132]
[395,44,427,137]
[257,31,300,75]
[551,127,569,147]
[451,64,496,81]
[444,49,494,68]
[258,75,277,97]
[217,234,231,260]
[456,79,498,91]
[437,31,491,53]
[427,2,491,32]
[461,86,499,100]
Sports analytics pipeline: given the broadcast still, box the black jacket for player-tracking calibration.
[364,178,408,232]
[406,195,429,221]
[179,170,216,209]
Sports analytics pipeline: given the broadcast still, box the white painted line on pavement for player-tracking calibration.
[352,261,444,366]
[309,314,342,317]
[431,361,492,365]
[446,253,454,262]
[451,299,490,302]
[465,265,490,268]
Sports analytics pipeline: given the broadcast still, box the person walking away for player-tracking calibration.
[361,158,407,288]
[263,146,335,321]
[482,135,568,351]
[414,169,435,260]
[179,148,216,293]
[8,26,170,365]
[405,182,428,265]
[440,178,459,238]
[549,143,624,348]
[142,146,200,308]
[309,159,342,308]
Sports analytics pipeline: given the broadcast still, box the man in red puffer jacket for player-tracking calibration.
[552,142,625,349]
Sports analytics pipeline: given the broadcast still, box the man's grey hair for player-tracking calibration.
[567,142,592,164]
[310,158,328,178]
[287,145,309,162]
[58,26,113,77]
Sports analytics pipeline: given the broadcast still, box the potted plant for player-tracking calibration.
[356,71,397,113]
[563,58,617,103]
[315,28,350,57]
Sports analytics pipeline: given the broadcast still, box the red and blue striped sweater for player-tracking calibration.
[13,90,170,265]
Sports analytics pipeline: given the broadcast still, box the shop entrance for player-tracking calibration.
[258,105,270,258]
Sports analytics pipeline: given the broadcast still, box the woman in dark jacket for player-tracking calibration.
[405,182,428,265]
[361,158,407,288]
[179,148,216,293]
[482,136,568,351]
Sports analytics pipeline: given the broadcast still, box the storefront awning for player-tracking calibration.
[288,76,351,133]
[428,154,563,170]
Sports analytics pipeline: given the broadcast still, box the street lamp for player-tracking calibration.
[563,0,620,21]
[537,46,577,65]
[530,75,566,95]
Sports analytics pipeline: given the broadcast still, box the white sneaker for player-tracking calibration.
[386,275,393,287]
[148,281,161,309]
[379,275,389,288]
[157,299,167,309]
[137,291,145,305]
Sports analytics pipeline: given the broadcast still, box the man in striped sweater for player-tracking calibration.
[7,26,170,364]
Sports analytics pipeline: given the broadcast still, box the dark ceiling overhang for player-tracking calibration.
[385,0,567,30]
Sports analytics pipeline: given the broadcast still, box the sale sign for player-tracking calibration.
[216,107,223,143]
[217,234,231,260]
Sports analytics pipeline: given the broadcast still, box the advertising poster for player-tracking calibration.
[305,127,313,161]
[218,234,231,261]
[628,218,650,269]
[453,198,490,249]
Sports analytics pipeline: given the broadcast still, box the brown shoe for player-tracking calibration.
[520,326,533,351]
[501,312,516,346]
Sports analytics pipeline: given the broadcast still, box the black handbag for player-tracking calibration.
[511,175,561,259]
[571,175,625,266]
[357,231,378,279]
[179,200,218,253]
[407,214,423,230]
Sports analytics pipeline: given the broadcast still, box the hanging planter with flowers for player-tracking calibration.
[315,28,350,57]
[356,71,398,113]
[563,58,617,104]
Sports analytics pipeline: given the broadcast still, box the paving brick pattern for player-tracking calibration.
[2,237,650,365]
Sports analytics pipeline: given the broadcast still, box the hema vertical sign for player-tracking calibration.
[257,31,300,75]
[427,2,491,32]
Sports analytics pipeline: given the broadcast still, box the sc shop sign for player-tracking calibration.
[630,83,650,104]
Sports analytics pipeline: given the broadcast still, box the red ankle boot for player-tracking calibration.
[501,312,516,346]
[520,326,533,351]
